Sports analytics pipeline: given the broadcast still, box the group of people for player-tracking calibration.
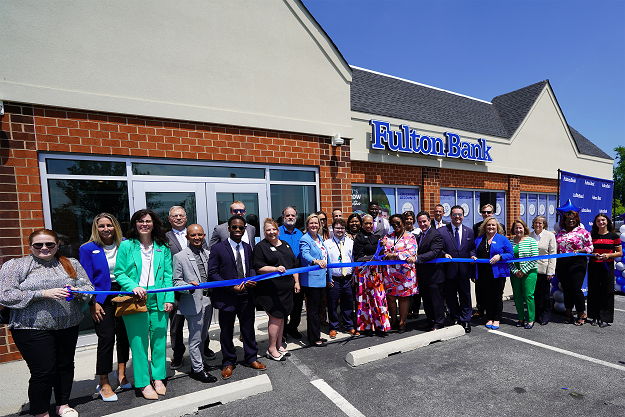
[0,199,621,417]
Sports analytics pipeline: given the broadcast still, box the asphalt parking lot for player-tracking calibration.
[5,295,625,417]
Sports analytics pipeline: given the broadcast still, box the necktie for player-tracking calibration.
[194,250,207,282]
[236,244,244,279]
[339,240,348,276]
[455,227,460,248]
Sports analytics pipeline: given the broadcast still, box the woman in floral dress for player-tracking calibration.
[381,213,418,333]
[353,214,391,336]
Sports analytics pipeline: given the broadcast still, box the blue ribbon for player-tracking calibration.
[72,251,594,296]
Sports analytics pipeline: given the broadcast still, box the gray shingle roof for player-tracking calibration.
[350,67,612,160]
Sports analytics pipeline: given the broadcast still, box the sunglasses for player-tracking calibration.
[481,210,492,215]
[230,225,245,231]
[390,222,402,227]
[231,209,245,214]
[32,242,57,249]
[451,213,463,218]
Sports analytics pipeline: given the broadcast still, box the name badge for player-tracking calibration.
[270,247,277,252]
[92,250,100,254]
[155,248,162,252]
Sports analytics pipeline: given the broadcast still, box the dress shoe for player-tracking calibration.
[375,329,387,337]
[278,349,291,357]
[348,328,360,336]
[287,328,303,339]
[329,330,338,339]
[524,322,534,329]
[169,357,183,370]
[140,386,158,400]
[431,325,443,331]
[472,311,483,318]
[153,381,166,396]
[515,320,525,327]
[266,350,286,361]
[364,329,374,337]
[485,324,493,329]
[221,365,233,380]
[320,338,328,342]
[243,361,267,370]
[203,347,216,360]
[190,370,217,383]
[114,372,132,389]
[539,321,549,325]
[491,324,499,330]
[599,322,611,328]
[96,384,118,402]
[460,321,471,333]
[589,319,597,326]
[310,341,327,347]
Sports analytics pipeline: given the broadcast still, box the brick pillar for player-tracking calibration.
[508,175,520,234]
[319,138,352,215]
[422,167,440,214]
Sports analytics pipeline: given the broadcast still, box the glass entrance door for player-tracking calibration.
[133,181,268,242]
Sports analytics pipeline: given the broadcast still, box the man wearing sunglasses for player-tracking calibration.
[209,201,256,250]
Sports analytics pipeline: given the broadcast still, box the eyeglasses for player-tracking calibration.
[451,213,463,218]
[136,220,153,224]
[32,242,57,249]
[333,226,345,230]
[170,214,186,219]
[481,210,492,215]
[230,225,245,231]
[231,209,245,214]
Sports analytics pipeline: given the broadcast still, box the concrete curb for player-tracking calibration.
[345,325,466,367]
[102,374,273,417]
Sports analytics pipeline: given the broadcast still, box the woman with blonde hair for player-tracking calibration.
[0,229,93,417]
[79,213,130,401]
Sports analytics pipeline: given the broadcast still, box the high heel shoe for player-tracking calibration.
[141,385,158,400]
[96,384,118,402]
[524,321,534,329]
[153,381,166,396]
[266,350,286,361]
[114,371,132,389]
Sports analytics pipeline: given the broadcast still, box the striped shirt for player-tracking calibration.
[509,237,539,275]
[590,231,621,263]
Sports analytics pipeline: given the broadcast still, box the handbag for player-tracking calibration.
[111,295,147,317]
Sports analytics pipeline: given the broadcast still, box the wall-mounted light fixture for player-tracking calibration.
[331,133,344,147]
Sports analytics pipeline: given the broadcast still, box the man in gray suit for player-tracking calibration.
[209,201,256,250]
[166,206,211,370]
[173,224,217,383]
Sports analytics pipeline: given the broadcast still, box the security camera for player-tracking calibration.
[331,134,344,147]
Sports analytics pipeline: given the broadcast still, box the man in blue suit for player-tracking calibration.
[441,205,475,333]
[207,215,266,380]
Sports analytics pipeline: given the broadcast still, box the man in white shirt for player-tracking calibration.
[433,204,448,229]
[324,219,360,338]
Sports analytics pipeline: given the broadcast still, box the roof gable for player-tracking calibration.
[491,80,548,137]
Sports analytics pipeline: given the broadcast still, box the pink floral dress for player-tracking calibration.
[555,226,593,254]
[381,232,418,297]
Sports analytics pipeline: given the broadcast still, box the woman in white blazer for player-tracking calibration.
[529,215,557,325]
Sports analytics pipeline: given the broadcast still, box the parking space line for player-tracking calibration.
[311,379,366,417]
[489,330,625,372]
[614,308,625,312]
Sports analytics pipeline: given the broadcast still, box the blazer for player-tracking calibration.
[207,239,255,312]
[173,246,211,316]
[299,232,330,288]
[166,229,208,257]
[79,241,119,304]
[440,224,476,280]
[209,223,256,250]
[529,230,557,275]
[416,227,445,284]
[474,233,513,279]
[114,239,175,310]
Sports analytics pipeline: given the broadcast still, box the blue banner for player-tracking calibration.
[560,171,613,229]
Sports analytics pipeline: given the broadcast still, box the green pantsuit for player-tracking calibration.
[510,237,539,323]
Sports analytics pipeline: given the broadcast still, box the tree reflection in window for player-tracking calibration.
[46,159,126,176]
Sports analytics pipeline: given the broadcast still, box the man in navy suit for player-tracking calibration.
[441,205,476,333]
[207,215,266,380]
[415,211,446,331]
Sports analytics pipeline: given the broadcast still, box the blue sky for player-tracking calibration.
[303,0,624,163]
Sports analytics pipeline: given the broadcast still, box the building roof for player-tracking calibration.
[350,67,611,160]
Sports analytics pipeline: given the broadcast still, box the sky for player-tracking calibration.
[303,0,624,163]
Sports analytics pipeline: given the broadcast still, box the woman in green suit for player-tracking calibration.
[115,208,174,400]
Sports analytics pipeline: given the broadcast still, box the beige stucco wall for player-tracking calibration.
[350,85,613,181]
[0,0,352,137]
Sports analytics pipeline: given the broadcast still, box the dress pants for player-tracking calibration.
[474,278,485,314]
[123,290,168,388]
[556,256,587,313]
[510,271,537,322]
[302,286,324,343]
[483,276,506,321]
[534,273,552,323]
[587,261,615,323]
[169,294,186,360]
[420,281,445,327]
[12,325,79,415]
[218,292,257,367]
[326,276,354,331]
[286,290,305,333]
[93,294,130,375]
[444,273,472,323]
[185,297,213,372]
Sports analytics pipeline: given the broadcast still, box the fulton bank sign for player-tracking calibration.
[369,120,493,162]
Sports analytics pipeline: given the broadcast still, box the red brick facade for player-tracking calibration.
[0,101,557,362]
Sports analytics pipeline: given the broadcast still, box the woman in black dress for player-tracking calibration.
[252,218,300,361]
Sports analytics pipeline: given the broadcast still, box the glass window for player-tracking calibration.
[216,192,261,237]
[547,195,557,232]
[520,193,528,226]
[371,187,396,220]
[457,191,474,227]
[46,159,126,176]
[132,163,265,179]
[48,179,130,259]
[270,184,316,231]
[351,186,370,216]
[440,190,456,223]
[145,192,197,231]
[270,169,315,182]
[352,186,420,217]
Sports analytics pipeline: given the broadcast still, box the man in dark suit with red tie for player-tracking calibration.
[441,205,476,333]
[415,211,446,331]
[207,215,266,380]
